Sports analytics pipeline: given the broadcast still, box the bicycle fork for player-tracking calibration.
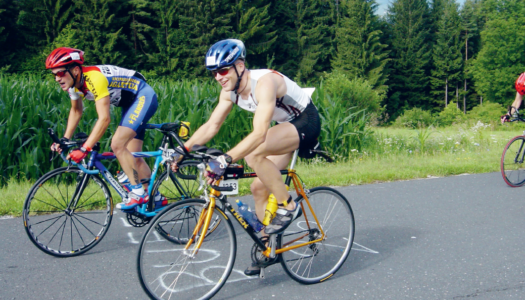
[183,197,217,258]
[65,173,91,214]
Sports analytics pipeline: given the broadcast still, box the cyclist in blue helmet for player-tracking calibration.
[172,38,321,275]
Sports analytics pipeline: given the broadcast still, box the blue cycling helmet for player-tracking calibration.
[205,39,246,71]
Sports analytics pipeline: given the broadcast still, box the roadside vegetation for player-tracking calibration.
[1,73,520,217]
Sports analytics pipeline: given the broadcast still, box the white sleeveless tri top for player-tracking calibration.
[229,69,311,123]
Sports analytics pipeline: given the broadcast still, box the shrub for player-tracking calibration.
[466,101,506,124]
[436,102,466,126]
[322,71,384,115]
[393,107,435,128]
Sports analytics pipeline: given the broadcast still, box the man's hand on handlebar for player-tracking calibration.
[205,155,232,185]
[169,147,186,172]
[50,137,70,154]
[501,114,510,124]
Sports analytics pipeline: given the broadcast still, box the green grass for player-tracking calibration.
[3,126,522,217]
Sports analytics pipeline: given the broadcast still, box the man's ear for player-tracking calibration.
[73,65,81,76]
[236,60,245,72]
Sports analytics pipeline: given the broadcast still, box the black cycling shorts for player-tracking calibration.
[289,101,321,158]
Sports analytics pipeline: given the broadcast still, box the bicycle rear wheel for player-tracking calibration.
[138,199,236,300]
[22,167,113,257]
[501,136,525,187]
[279,187,354,284]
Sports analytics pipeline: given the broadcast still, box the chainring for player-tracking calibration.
[250,236,279,267]
[126,211,152,227]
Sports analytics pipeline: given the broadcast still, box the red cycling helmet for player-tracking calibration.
[45,47,84,69]
[516,73,525,96]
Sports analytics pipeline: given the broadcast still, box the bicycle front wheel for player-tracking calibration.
[138,199,236,300]
[153,160,203,203]
[279,187,354,284]
[501,136,525,187]
[22,167,113,257]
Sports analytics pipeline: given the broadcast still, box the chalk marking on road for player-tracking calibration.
[157,266,251,294]
[128,232,139,244]
[351,241,379,254]
[119,217,133,227]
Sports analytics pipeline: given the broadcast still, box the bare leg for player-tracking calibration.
[111,126,142,186]
[245,122,300,210]
[126,138,152,191]
[246,153,294,223]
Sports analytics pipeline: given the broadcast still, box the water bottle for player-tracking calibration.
[116,171,131,192]
[262,194,278,226]
[236,200,264,233]
[117,171,129,184]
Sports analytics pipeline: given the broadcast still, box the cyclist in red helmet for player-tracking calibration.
[501,73,525,123]
[46,47,167,210]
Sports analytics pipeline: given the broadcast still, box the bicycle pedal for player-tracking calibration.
[259,267,265,279]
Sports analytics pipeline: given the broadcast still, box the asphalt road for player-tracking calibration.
[2,172,525,300]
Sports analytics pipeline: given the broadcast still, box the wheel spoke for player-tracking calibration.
[40,185,69,210]
[31,198,65,212]
[71,217,87,247]
[24,168,113,257]
[73,212,105,226]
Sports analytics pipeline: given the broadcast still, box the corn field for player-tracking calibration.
[0,75,371,186]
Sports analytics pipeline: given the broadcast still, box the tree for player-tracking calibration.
[146,0,185,76]
[272,0,332,82]
[230,0,277,69]
[469,0,525,104]
[385,0,432,119]
[15,0,75,71]
[430,0,463,110]
[128,0,153,68]
[72,0,128,65]
[459,0,481,112]
[179,0,234,78]
[0,0,21,70]
[332,0,389,93]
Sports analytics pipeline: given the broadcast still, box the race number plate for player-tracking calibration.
[219,179,239,195]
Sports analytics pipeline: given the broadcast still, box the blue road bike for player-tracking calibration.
[23,122,201,257]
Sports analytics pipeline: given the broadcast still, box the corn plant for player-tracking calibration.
[0,74,373,186]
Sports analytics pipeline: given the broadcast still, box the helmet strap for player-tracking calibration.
[233,65,245,95]
[67,65,83,89]
[67,66,77,88]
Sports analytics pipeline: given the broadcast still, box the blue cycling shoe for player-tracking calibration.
[120,192,149,210]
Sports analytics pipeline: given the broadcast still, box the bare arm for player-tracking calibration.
[63,99,84,139]
[226,75,278,162]
[184,92,233,150]
[83,96,111,149]
[510,92,524,114]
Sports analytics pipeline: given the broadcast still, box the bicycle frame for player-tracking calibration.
[53,123,189,218]
[183,150,327,258]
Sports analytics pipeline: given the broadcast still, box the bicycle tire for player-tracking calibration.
[22,167,113,257]
[152,161,221,243]
[501,136,525,187]
[137,198,236,300]
[279,187,354,284]
[153,160,203,203]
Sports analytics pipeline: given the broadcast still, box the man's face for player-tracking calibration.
[213,62,243,92]
[51,67,75,91]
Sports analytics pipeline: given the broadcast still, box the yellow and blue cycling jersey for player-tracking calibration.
[75,65,148,107]
[72,65,158,140]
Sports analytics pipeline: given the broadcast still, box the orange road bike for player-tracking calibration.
[137,146,355,300]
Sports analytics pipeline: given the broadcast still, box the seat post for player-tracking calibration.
[289,150,299,170]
